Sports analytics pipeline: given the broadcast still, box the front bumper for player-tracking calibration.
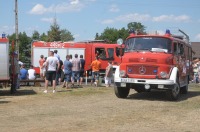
[114,78,175,89]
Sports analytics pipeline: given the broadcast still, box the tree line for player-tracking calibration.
[7,21,146,65]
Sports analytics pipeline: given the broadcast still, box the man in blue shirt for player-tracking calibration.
[20,64,28,80]
[62,55,72,89]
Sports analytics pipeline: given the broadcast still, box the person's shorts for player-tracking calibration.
[56,71,62,78]
[92,71,100,81]
[43,70,46,77]
[40,68,44,74]
[80,70,84,77]
[72,71,80,81]
[105,77,112,85]
[64,73,71,82]
[46,71,56,81]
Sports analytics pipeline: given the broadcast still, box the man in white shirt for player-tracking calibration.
[44,51,60,93]
[28,65,36,80]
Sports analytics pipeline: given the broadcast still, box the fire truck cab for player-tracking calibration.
[114,29,193,100]
[31,40,121,76]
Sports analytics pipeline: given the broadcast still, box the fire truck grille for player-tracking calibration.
[127,65,158,75]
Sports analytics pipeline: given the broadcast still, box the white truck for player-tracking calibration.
[0,36,10,84]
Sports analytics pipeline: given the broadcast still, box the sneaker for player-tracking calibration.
[53,90,56,93]
[43,90,48,93]
[94,82,97,87]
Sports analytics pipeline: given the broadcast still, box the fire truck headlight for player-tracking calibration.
[119,70,125,77]
[160,72,167,78]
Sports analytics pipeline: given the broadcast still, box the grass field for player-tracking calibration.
[1,83,200,132]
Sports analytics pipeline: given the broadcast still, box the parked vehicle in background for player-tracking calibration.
[31,40,121,77]
[114,29,193,100]
[0,35,10,84]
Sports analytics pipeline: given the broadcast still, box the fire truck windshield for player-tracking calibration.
[125,37,172,53]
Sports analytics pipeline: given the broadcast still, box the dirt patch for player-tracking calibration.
[1,84,200,132]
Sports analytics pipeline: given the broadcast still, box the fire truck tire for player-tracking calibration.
[166,77,180,101]
[180,77,189,94]
[114,86,130,98]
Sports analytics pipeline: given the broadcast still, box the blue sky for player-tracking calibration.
[0,0,200,42]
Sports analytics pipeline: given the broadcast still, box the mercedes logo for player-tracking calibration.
[139,66,146,74]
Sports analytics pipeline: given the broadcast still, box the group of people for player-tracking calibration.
[192,58,200,83]
[19,64,36,80]
[40,50,113,93]
[39,50,86,93]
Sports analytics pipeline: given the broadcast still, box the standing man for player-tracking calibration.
[56,59,63,85]
[90,56,101,87]
[105,61,113,87]
[10,52,20,92]
[39,55,45,79]
[54,50,60,61]
[71,54,81,87]
[44,51,60,93]
[62,55,72,89]
[79,55,85,86]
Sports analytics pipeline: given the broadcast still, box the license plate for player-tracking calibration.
[121,78,134,82]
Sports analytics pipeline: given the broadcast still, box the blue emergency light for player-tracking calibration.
[2,33,6,38]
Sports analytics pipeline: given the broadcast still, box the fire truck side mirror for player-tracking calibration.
[117,38,123,45]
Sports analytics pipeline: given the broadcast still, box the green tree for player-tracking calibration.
[127,22,146,34]
[18,32,32,66]
[118,27,129,40]
[32,30,40,40]
[95,27,129,43]
[8,32,32,66]
[47,19,61,42]
[60,29,74,42]
[40,33,48,41]
[96,27,119,43]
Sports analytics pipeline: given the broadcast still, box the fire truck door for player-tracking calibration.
[174,42,186,84]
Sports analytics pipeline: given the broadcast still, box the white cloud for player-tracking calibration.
[41,17,55,23]
[115,13,151,22]
[101,19,114,24]
[73,34,80,39]
[195,34,200,41]
[70,0,79,5]
[152,15,190,22]
[109,4,120,12]
[29,1,85,15]
[29,4,47,15]
[101,13,191,25]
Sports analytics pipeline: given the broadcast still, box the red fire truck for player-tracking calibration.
[114,29,193,100]
[31,40,121,76]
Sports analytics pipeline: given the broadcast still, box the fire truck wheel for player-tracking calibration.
[114,86,130,98]
[180,77,189,94]
[166,80,180,101]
